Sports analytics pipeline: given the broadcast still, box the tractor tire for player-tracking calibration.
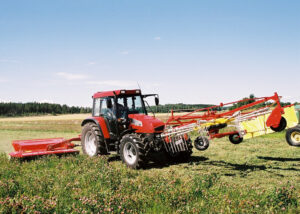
[194,136,209,151]
[120,134,147,169]
[285,126,300,147]
[229,133,243,144]
[270,117,287,132]
[81,122,107,157]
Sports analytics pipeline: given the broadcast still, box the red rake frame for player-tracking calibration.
[165,92,285,140]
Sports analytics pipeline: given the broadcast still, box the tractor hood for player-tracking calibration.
[128,114,165,134]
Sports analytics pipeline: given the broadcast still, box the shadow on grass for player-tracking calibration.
[144,156,210,170]
[191,159,300,177]
[257,156,300,162]
[108,153,300,174]
[10,153,79,162]
[108,154,209,170]
[198,160,267,177]
[107,155,121,162]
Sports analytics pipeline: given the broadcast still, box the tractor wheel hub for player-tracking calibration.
[123,142,137,165]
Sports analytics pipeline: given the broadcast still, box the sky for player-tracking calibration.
[0,0,299,107]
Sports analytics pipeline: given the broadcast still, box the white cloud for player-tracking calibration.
[56,72,88,80]
[154,36,161,40]
[86,80,137,87]
[120,50,129,55]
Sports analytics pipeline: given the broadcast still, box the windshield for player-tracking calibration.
[118,95,146,115]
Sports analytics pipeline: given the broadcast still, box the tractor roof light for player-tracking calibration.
[136,90,141,94]
[120,90,126,94]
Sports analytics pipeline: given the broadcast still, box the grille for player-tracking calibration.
[163,135,189,154]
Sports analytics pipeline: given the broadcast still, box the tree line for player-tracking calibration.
[0,95,294,117]
[146,103,213,113]
[0,102,213,117]
[0,102,91,117]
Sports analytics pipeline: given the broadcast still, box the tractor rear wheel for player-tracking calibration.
[229,134,243,144]
[285,126,300,147]
[81,122,107,156]
[120,134,147,169]
[270,117,287,132]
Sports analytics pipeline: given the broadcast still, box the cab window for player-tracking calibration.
[100,97,114,117]
[93,98,101,116]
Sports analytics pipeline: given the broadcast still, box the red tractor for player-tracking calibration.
[80,89,193,169]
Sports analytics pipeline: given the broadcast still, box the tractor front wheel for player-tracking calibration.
[285,125,300,147]
[120,134,147,169]
[81,122,107,156]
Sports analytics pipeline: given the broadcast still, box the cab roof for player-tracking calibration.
[93,89,141,99]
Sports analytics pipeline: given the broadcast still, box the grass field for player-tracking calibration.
[0,114,299,213]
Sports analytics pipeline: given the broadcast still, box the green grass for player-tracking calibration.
[0,119,299,213]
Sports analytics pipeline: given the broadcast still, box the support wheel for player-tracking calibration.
[270,117,287,132]
[194,136,209,151]
[229,134,243,144]
[120,134,147,169]
[286,126,300,147]
[81,123,107,156]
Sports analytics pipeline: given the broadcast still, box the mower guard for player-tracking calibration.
[9,137,81,158]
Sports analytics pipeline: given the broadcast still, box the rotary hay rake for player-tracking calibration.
[162,92,297,152]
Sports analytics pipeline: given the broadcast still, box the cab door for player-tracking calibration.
[100,97,118,140]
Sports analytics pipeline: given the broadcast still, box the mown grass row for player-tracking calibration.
[0,154,298,213]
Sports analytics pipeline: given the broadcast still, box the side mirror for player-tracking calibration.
[155,97,159,106]
[107,99,113,109]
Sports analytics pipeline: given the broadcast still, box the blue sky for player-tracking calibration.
[0,0,299,107]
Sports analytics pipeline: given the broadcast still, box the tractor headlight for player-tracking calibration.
[132,119,143,127]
